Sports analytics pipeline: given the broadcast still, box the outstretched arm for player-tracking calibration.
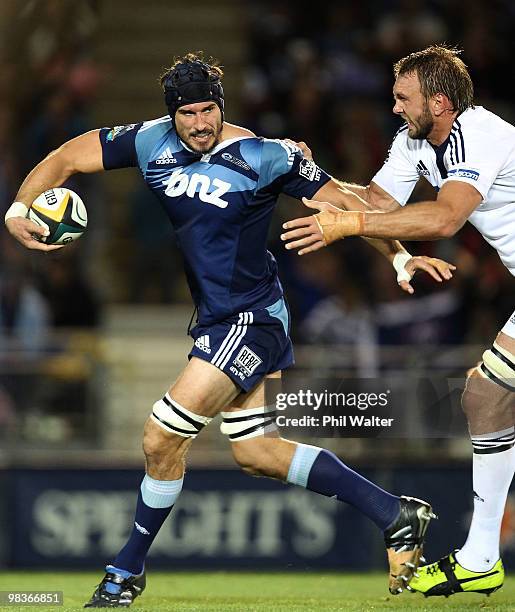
[287,179,456,293]
[5,130,104,251]
[283,180,481,244]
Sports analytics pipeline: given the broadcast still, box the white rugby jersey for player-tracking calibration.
[372,106,515,276]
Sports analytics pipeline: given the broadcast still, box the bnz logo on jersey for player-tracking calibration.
[164,168,231,208]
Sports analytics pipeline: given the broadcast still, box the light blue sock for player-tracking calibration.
[140,474,184,508]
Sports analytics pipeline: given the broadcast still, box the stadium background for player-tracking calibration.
[0,0,513,574]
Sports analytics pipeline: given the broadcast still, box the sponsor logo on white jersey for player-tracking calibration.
[164,169,231,208]
[233,345,262,377]
[448,167,480,181]
[195,335,211,354]
[134,521,150,535]
[156,147,177,165]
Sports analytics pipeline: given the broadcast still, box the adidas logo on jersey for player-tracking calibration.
[195,335,211,354]
[416,160,430,176]
[156,147,177,165]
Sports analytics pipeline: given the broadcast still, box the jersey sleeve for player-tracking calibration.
[99,123,142,170]
[371,127,419,206]
[443,127,512,201]
[256,139,331,199]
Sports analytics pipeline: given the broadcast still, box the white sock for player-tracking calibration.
[456,432,515,572]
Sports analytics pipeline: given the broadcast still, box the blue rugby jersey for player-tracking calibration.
[99,117,331,324]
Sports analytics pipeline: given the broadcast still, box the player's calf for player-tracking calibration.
[228,430,436,593]
[453,341,514,575]
[85,396,213,607]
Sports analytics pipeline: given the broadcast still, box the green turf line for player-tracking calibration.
[0,572,513,611]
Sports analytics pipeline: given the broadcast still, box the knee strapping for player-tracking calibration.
[478,342,515,391]
[471,426,515,454]
[151,393,212,438]
[220,406,277,441]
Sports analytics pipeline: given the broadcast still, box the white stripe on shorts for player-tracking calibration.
[220,312,253,369]
[211,313,243,365]
[212,312,251,368]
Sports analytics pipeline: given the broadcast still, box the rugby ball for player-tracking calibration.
[28,188,87,244]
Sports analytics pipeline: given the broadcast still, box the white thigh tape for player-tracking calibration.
[479,342,515,391]
[151,394,212,437]
[477,342,515,391]
[220,405,277,441]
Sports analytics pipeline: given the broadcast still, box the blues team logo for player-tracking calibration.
[106,124,136,142]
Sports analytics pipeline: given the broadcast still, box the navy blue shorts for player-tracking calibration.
[189,297,294,392]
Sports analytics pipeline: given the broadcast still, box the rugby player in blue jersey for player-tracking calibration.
[6,53,453,607]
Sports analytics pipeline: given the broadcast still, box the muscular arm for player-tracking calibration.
[293,136,401,211]
[16,130,104,205]
[312,179,407,263]
[331,180,401,212]
[359,181,481,239]
[6,130,104,250]
[282,178,457,290]
[283,180,481,244]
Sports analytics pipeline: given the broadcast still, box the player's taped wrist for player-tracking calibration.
[393,251,413,283]
[314,210,365,245]
[4,201,29,223]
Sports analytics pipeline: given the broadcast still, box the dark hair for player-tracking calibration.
[394,45,474,114]
[159,51,223,90]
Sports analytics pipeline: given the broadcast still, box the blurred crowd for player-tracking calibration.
[0,1,513,441]
[0,0,102,334]
[0,1,102,440]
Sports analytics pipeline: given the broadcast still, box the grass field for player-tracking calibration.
[0,572,513,611]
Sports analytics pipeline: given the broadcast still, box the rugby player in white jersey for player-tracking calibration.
[282,45,514,597]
